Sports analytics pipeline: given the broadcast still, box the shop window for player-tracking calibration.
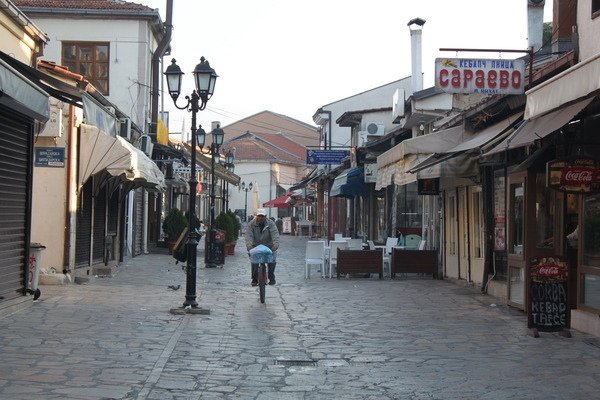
[62,42,109,95]
[472,190,484,258]
[593,0,600,18]
[583,194,600,267]
[535,173,555,249]
[395,182,422,233]
[509,182,524,255]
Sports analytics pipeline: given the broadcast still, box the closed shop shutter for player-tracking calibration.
[133,188,144,256]
[75,179,92,267]
[0,108,33,301]
[92,186,107,262]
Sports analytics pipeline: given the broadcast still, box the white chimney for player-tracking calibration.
[527,0,545,52]
[408,18,426,93]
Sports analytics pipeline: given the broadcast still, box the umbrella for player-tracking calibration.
[263,194,293,208]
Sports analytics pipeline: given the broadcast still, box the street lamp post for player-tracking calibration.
[222,150,234,211]
[164,57,217,308]
[240,181,253,222]
[202,126,225,268]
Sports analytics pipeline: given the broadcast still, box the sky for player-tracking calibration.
[140,0,554,133]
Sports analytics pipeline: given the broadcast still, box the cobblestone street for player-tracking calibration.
[1,235,600,399]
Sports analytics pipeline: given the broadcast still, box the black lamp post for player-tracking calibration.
[222,150,234,211]
[241,181,253,222]
[164,57,217,308]
[200,125,225,268]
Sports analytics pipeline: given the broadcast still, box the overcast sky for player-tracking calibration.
[140,0,554,133]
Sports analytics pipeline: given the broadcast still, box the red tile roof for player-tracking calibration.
[220,133,306,165]
[12,0,153,11]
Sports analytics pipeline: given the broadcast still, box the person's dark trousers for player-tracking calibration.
[251,263,276,282]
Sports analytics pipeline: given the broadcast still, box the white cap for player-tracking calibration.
[256,208,267,216]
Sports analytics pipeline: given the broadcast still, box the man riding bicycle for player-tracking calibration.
[246,208,280,286]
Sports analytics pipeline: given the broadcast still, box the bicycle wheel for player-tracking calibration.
[259,282,265,303]
[258,263,266,303]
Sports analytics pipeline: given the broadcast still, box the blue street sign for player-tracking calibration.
[307,149,349,165]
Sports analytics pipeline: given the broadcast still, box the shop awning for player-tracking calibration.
[484,96,594,155]
[409,112,523,174]
[376,125,469,189]
[525,53,600,119]
[330,167,368,198]
[263,195,293,208]
[79,124,165,194]
[0,57,49,122]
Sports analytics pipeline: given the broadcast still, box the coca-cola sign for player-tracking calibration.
[547,157,600,193]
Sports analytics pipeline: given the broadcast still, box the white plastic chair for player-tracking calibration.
[385,237,398,255]
[418,240,426,250]
[347,238,364,250]
[305,241,326,279]
[334,233,343,241]
[369,240,390,277]
[328,240,348,278]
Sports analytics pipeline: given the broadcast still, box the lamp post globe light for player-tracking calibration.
[241,181,253,222]
[164,57,217,308]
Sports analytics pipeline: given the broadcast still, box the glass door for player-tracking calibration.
[507,173,526,309]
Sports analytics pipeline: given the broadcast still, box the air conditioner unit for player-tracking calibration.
[392,88,405,124]
[119,118,131,140]
[364,122,385,136]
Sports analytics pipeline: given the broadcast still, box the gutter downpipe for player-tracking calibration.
[150,0,173,141]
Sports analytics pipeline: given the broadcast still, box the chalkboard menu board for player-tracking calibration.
[205,239,225,266]
[528,257,569,332]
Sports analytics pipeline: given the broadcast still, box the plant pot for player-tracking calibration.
[226,242,236,255]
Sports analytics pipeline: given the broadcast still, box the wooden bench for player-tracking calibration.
[336,249,383,279]
[391,249,437,278]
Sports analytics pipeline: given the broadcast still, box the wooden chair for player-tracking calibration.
[305,241,326,279]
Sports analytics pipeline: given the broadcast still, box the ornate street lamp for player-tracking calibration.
[202,125,225,268]
[164,57,217,308]
[240,181,253,222]
[222,150,235,211]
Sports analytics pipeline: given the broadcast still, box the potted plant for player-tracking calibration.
[162,208,188,254]
[215,212,235,255]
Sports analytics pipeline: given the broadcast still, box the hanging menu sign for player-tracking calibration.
[528,257,569,332]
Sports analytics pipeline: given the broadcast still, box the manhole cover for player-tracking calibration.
[274,359,317,367]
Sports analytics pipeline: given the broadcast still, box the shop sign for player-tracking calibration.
[435,58,525,95]
[364,163,378,183]
[547,157,600,193]
[528,257,569,332]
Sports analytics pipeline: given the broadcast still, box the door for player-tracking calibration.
[507,173,526,309]
[445,190,459,278]
[458,187,469,281]
[470,187,485,285]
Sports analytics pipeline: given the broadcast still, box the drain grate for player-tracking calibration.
[274,359,317,367]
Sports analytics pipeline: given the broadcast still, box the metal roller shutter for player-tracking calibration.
[0,108,32,301]
[133,188,143,256]
[75,179,92,267]
[92,185,107,262]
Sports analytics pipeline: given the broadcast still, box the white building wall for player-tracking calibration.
[577,0,600,62]
[25,18,155,130]
[315,77,414,155]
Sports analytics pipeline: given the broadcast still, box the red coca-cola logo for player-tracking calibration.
[537,265,560,277]
[561,167,598,184]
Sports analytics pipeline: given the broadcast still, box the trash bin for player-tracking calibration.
[205,229,225,266]
[28,243,46,299]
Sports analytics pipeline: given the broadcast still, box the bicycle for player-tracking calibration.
[249,245,274,304]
